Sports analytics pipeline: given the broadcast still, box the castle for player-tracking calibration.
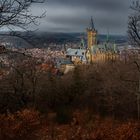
[66,17,119,64]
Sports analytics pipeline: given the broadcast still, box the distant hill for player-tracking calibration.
[0,32,128,48]
[0,35,33,48]
[23,32,128,46]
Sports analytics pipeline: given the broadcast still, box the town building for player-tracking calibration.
[66,48,87,64]
[56,58,75,74]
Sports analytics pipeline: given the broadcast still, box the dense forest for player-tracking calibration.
[0,55,140,139]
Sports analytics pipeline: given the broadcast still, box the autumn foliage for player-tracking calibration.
[0,57,140,139]
[0,109,40,140]
[0,109,140,140]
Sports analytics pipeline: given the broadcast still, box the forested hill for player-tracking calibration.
[0,32,127,48]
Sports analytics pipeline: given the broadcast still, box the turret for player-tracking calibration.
[106,29,110,43]
[80,37,85,49]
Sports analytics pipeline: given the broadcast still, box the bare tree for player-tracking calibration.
[0,0,46,31]
[128,1,140,46]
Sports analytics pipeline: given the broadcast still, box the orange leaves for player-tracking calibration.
[40,114,140,140]
[1,110,140,140]
[0,109,40,140]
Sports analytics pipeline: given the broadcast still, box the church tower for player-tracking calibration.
[86,17,97,63]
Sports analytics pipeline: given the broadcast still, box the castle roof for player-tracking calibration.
[66,48,86,57]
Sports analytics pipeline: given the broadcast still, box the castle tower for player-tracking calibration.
[86,17,97,63]
[87,17,97,51]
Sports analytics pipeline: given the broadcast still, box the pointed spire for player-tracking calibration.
[106,28,109,43]
[90,16,95,30]
[80,37,85,49]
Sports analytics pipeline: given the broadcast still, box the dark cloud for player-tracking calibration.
[36,0,133,35]
[48,0,130,12]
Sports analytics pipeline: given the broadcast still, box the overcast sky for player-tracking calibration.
[33,0,133,35]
